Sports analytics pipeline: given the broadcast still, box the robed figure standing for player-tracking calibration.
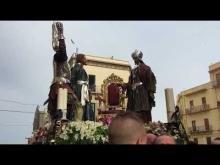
[120,50,156,123]
[70,54,94,121]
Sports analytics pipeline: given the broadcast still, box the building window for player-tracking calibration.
[89,75,96,92]
[194,138,198,144]
[201,97,207,110]
[189,100,194,111]
[217,101,220,108]
[216,73,220,82]
[192,120,196,131]
[204,118,209,131]
[206,137,211,144]
[202,97,206,105]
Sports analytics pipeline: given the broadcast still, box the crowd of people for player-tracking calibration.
[108,111,220,145]
[108,111,176,144]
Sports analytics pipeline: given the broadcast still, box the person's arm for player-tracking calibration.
[116,83,128,91]
[116,73,132,91]
[52,22,68,63]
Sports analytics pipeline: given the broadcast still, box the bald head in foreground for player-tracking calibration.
[154,135,176,145]
[211,137,220,144]
[108,111,147,144]
[146,133,157,144]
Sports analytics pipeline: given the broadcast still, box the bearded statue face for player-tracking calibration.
[76,54,87,65]
[132,56,140,65]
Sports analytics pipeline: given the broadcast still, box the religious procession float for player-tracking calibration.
[29,22,188,144]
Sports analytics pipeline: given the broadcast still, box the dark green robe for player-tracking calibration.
[71,63,88,101]
[71,63,94,121]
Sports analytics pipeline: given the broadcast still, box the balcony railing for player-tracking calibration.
[186,104,210,114]
[212,80,220,87]
[188,125,212,133]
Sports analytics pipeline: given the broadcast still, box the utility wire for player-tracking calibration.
[0,124,32,127]
[0,122,32,124]
[0,109,34,114]
[0,99,39,106]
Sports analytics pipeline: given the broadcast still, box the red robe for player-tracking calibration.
[122,63,156,122]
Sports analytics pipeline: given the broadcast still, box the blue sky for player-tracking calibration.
[0,21,220,144]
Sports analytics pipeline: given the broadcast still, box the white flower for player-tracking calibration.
[173,136,178,140]
[69,129,73,134]
[101,137,106,142]
[53,121,108,144]
[50,139,55,143]
[74,134,79,140]
[81,135,84,140]
[59,133,69,140]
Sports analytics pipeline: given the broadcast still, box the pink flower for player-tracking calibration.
[106,118,112,125]
[98,117,113,125]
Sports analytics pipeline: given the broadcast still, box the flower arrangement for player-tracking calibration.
[145,121,167,136]
[29,119,186,144]
[30,127,49,144]
[54,121,109,144]
[145,121,187,144]
[97,116,113,125]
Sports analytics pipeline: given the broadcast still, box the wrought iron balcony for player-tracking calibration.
[188,125,212,134]
[212,80,220,87]
[186,104,210,114]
